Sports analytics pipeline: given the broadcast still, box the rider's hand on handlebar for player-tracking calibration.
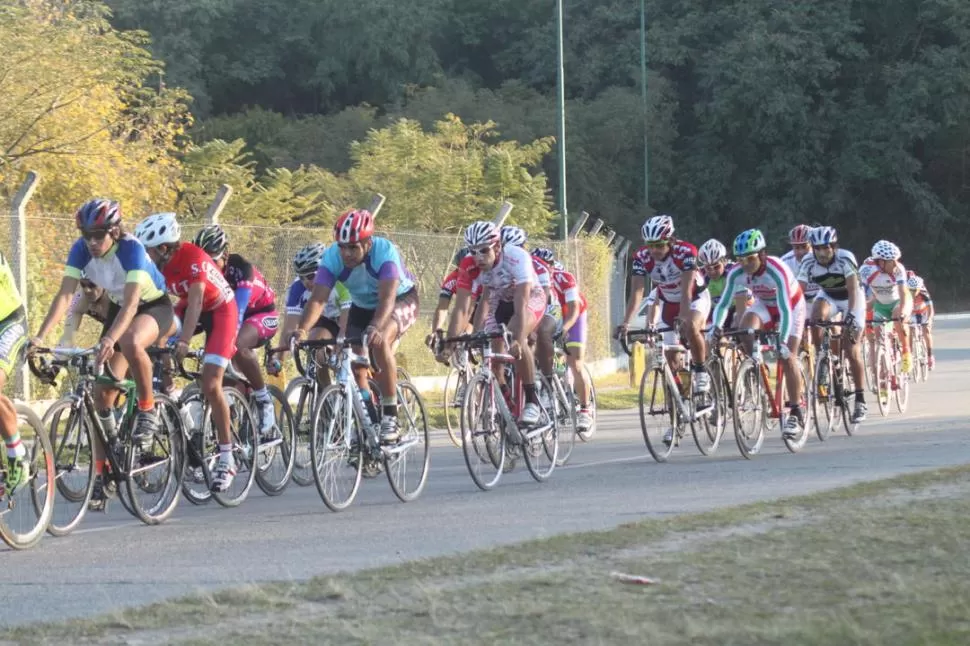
[613,323,628,340]
[96,336,115,365]
[174,339,190,362]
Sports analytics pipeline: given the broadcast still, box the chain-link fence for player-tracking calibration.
[0,210,623,400]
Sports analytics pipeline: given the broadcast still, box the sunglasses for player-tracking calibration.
[469,246,493,256]
[645,241,669,250]
[82,230,110,242]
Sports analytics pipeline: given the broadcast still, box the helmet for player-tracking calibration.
[452,247,470,266]
[500,225,527,247]
[733,229,767,257]
[192,224,228,258]
[698,239,727,266]
[907,274,924,291]
[808,226,837,246]
[789,224,812,245]
[333,209,375,243]
[552,261,566,272]
[640,214,675,242]
[134,212,181,248]
[531,247,556,264]
[464,221,500,247]
[293,242,327,275]
[75,199,121,232]
[871,240,901,261]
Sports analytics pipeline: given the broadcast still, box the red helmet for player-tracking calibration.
[75,198,121,232]
[334,209,375,243]
[788,224,812,245]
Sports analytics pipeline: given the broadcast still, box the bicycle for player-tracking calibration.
[176,349,259,507]
[440,326,558,491]
[0,401,55,550]
[909,320,930,384]
[870,317,909,416]
[442,347,476,448]
[620,327,725,462]
[553,337,597,443]
[29,346,183,529]
[295,336,430,511]
[806,320,858,441]
[725,329,813,458]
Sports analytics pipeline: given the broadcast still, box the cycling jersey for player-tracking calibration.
[631,240,705,302]
[223,254,276,323]
[912,287,933,315]
[713,256,804,342]
[797,249,859,301]
[859,259,907,305]
[315,237,415,310]
[551,267,588,314]
[439,270,460,300]
[532,257,551,290]
[64,235,167,306]
[285,278,351,320]
[160,243,234,312]
[782,250,818,297]
[0,251,23,322]
[477,244,543,303]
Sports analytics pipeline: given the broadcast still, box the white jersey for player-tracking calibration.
[859,258,907,304]
[797,249,860,302]
[478,244,543,303]
[782,250,818,297]
[712,255,803,342]
[631,240,705,302]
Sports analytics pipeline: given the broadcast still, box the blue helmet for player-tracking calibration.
[808,226,837,246]
[733,229,766,257]
[75,198,121,232]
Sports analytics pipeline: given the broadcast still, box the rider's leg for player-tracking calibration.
[535,314,557,378]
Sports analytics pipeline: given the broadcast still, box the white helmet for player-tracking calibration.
[871,240,901,261]
[500,225,527,247]
[907,274,924,291]
[293,242,327,275]
[698,239,727,266]
[464,221,500,247]
[640,214,675,242]
[134,212,181,248]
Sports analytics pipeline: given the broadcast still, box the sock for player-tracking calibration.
[95,459,105,476]
[218,443,233,462]
[381,396,397,418]
[854,389,865,404]
[137,397,154,413]
[691,362,705,372]
[524,384,538,405]
[254,386,270,402]
[5,432,24,459]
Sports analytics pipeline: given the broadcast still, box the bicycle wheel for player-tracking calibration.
[839,362,858,437]
[812,352,836,442]
[178,389,213,505]
[311,384,363,511]
[894,364,910,414]
[385,381,430,502]
[284,377,316,487]
[522,374,558,482]
[781,361,812,453]
[461,373,506,491]
[640,368,677,463]
[862,335,876,393]
[126,394,184,525]
[210,387,259,508]
[692,362,726,456]
[254,386,296,496]
[553,375,577,466]
[732,359,767,459]
[443,366,465,448]
[875,343,891,417]
[915,334,929,383]
[42,398,94,536]
[577,364,597,442]
[1,405,55,550]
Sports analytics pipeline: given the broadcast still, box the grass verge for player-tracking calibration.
[14,464,970,645]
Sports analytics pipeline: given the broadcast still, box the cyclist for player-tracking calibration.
[907,272,935,370]
[782,225,816,296]
[426,247,472,348]
[33,199,175,508]
[548,258,594,431]
[859,240,912,373]
[709,229,807,437]
[697,238,749,329]
[617,215,710,394]
[289,209,419,443]
[796,226,867,423]
[58,272,111,347]
[272,242,352,389]
[193,225,279,436]
[0,250,30,494]
[134,212,239,493]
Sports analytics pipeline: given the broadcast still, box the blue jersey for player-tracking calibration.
[285,279,352,320]
[64,235,167,305]
[315,237,415,310]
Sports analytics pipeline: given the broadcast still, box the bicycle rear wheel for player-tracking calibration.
[126,394,184,525]
[210,387,259,508]
[1,405,55,550]
[522,374,558,482]
[781,361,812,453]
[732,360,766,459]
[692,362,726,456]
[875,343,891,417]
[285,377,315,486]
[443,366,465,448]
[640,368,677,463]
[577,364,597,442]
[385,382,430,502]
[254,386,296,496]
[311,384,363,511]
[812,352,836,442]
[893,365,910,413]
[553,375,577,466]
[42,397,94,536]
[178,388,212,505]
[461,373,506,491]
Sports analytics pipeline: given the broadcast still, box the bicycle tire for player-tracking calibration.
[310,384,363,511]
[385,381,431,502]
[126,394,184,525]
[284,377,315,487]
[460,373,506,491]
[254,385,296,496]
[178,389,212,505]
[443,366,464,448]
[875,342,891,417]
[553,374,577,467]
[577,364,597,442]
[692,361,726,456]
[640,368,677,463]
[781,361,812,453]
[812,352,836,442]
[210,386,259,508]
[1,405,55,550]
[522,374,558,482]
[732,359,766,459]
[41,397,94,536]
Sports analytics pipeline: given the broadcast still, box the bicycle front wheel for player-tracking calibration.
[284,377,315,486]
[210,387,259,508]
[875,343,891,417]
[640,368,677,463]
[732,360,767,459]
[812,352,836,442]
[1,405,55,550]
[311,384,363,511]
[126,394,184,525]
[522,374,558,482]
[254,386,296,496]
[443,366,465,448]
[385,382,431,502]
[553,375,577,467]
[42,397,94,536]
[461,373,506,491]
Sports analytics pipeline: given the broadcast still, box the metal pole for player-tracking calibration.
[568,211,590,238]
[640,0,649,209]
[603,229,617,246]
[588,219,605,236]
[556,0,568,238]
[205,184,233,225]
[11,171,39,401]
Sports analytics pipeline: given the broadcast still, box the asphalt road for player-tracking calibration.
[3,318,968,627]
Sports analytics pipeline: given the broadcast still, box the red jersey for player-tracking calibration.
[631,240,705,302]
[224,253,275,313]
[439,269,460,299]
[161,243,234,312]
[454,255,484,299]
[551,268,587,314]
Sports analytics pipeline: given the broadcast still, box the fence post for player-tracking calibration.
[603,229,617,246]
[205,184,233,225]
[11,171,39,401]
[568,211,590,238]
[588,219,605,236]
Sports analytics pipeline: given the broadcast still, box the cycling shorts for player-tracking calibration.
[485,290,546,334]
[565,311,587,349]
[196,301,239,368]
[103,297,175,350]
[745,297,806,344]
[659,290,712,345]
[346,288,420,340]
[241,307,280,346]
